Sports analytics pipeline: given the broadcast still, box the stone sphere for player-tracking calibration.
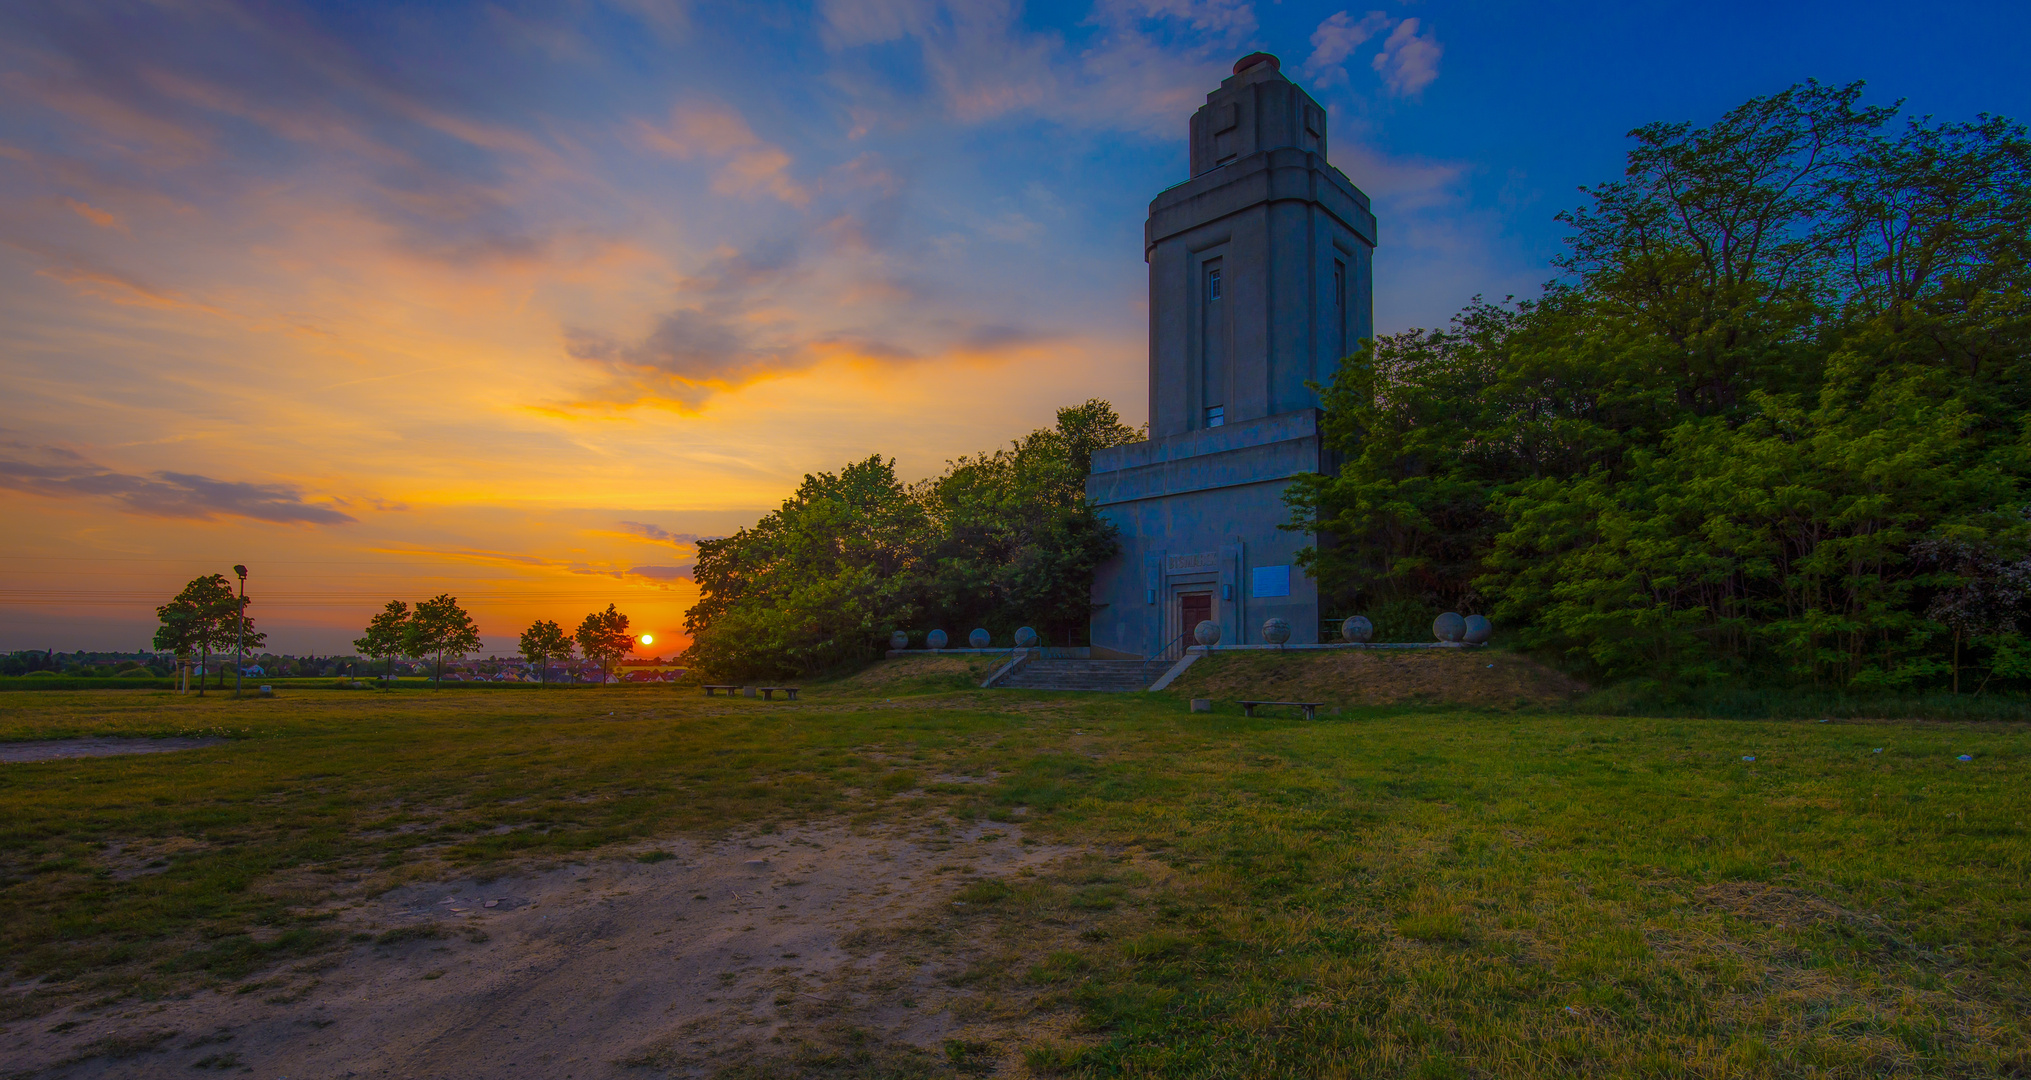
[1340,615,1373,643]
[1194,620,1222,646]
[1261,617,1292,645]
[926,629,948,650]
[1463,614,1493,645]
[1014,626,1039,648]
[889,630,909,650]
[968,628,991,649]
[1433,612,1466,643]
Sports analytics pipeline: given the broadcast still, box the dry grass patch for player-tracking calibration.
[1170,646,1588,707]
[825,656,1002,695]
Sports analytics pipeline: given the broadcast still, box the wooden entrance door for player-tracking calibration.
[1180,593,1212,641]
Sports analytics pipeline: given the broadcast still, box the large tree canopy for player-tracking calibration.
[153,573,265,691]
[682,400,1140,680]
[1289,81,2031,690]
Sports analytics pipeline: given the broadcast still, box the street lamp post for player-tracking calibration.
[232,564,248,700]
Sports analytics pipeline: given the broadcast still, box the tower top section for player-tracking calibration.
[1188,52,1328,177]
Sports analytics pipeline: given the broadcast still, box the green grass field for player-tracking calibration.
[2,676,2027,1077]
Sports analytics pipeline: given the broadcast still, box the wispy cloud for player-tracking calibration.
[62,198,119,228]
[634,102,809,206]
[0,443,356,525]
[1302,10,1390,88]
[818,0,1243,137]
[369,544,695,585]
[619,521,702,545]
[1373,18,1442,97]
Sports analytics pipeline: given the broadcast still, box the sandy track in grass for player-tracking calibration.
[12,820,1078,1079]
[0,737,228,763]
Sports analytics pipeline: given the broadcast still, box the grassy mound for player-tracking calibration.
[821,654,1002,695]
[1167,646,1588,707]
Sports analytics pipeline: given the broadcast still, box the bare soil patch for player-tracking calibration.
[7,820,1081,1079]
[0,737,228,763]
[1170,647,1588,708]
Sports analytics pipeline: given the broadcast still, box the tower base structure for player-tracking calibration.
[1087,411,1329,655]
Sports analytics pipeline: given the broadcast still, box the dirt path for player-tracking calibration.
[12,819,1076,1078]
[0,737,227,763]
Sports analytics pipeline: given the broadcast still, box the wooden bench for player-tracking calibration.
[757,686,800,701]
[702,684,741,696]
[1239,700,1323,721]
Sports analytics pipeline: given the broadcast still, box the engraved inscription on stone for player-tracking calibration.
[1167,551,1220,571]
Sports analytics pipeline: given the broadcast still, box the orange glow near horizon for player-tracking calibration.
[0,3,1180,655]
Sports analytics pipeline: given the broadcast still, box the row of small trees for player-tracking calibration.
[352,599,637,685]
[515,605,634,684]
[148,575,646,692]
[352,595,481,683]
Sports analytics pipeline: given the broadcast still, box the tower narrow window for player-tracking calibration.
[1201,262,1226,428]
[1332,260,1347,359]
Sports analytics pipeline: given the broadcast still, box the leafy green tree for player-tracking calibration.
[353,600,412,681]
[679,400,1141,681]
[574,605,633,684]
[918,399,1141,640]
[151,605,201,687]
[519,619,574,686]
[1915,537,2031,693]
[153,574,263,692]
[1290,82,2031,690]
[403,594,482,685]
[684,456,927,680]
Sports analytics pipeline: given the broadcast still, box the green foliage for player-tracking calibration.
[353,600,411,680]
[0,652,61,676]
[1292,81,2031,689]
[517,618,573,685]
[402,594,481,684]
[152,575,263,693]
[573,604,632,682]
[683,400,1141,679]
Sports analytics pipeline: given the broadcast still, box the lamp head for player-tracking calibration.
[233,564,248,579]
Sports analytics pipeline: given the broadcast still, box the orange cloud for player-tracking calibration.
[62,198,118,228]
[32,264,225,315]
[635,102,810,206]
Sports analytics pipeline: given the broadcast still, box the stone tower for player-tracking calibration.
[1086,52,1376,655]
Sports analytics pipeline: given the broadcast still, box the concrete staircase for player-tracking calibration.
[994,657,1167,692]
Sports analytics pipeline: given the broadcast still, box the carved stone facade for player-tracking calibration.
[1088,53,1375,655]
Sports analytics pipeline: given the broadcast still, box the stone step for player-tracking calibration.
[994,659,1168,692]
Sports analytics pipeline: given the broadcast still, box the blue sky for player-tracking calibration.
[3,0,2025,651]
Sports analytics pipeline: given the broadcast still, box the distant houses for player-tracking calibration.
[4,648,685,684]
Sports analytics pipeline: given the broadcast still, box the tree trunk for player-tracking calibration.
[198,646,208,696]
[1953,631,1961,695]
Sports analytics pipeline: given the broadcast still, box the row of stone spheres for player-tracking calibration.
[888,628,1040,651]
[1193,613,1493,646]
[890,613,1491,651]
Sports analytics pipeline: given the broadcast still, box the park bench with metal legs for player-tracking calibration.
[1239,700,1323,721]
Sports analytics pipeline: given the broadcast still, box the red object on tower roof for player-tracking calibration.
[1232,52,1279,75]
